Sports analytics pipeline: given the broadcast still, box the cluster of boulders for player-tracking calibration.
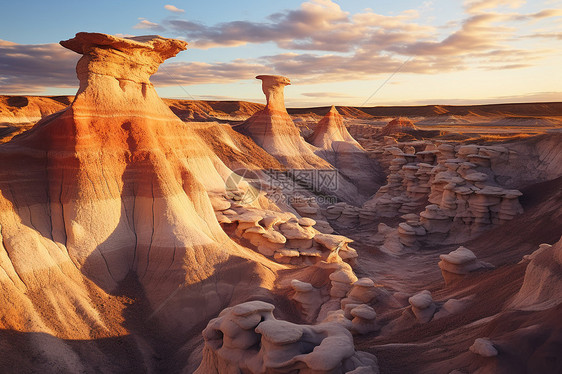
[290,196,335,234]
[362,140,524,245]
[195,301,379,373]
[288,262,382,336]
[212,194,358,266]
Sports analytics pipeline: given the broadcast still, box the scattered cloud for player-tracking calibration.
[407,91,562,105]
[165,0,430,52]
[156,0,561,76]
[526,32,562,40]
[0,41,78,93]
[133,19,163,31]
[1,0,561,96]
[464,0,525,14]
[514,8,562,21]
[154,60,273,86]
[114,33,135,38]
[164,4,185,13]
[301,92,358,99]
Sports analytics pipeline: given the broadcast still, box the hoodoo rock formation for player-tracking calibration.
[308,106,384,197]
[308,106,362,150]
[195,301,379,373]
[236,75,327,169]
[1,29,562,374]
[235,75,365,204]
[361,139,526,247]
[0,33,283,372]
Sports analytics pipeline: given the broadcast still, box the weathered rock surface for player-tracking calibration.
[218,203,358,266]
[438,246,493,284]
[308,106,362,150]
[408,290,436,323]
[307,106,384,198]
[291,279,324,323]
[361,139,525,245]
[234,76,364,205]
[511,236,562,310]
[235,75,330,169]
[380,117,417,136]
[469,338,498,357]
[195,301,379,373]
[0,33,280,372]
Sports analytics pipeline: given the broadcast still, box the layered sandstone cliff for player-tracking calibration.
[0,32,282,372]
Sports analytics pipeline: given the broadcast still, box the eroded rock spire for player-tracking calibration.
[256,75,291,111]
[60,32,186,91]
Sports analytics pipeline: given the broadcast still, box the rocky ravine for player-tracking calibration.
[0,32,561,374]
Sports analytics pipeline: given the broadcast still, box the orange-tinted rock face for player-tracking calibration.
[235,76,374,203]
[306,106,384,199]
[235,75,330,170]
[0,34,277,361]
[380,117,417,136]
[308,106,361,151]
[256,75,291,111]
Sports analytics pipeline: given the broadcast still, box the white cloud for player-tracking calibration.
[133,19,163,30]
[164,4,185,13]
[464,0,525,14]
[2,0,562,94]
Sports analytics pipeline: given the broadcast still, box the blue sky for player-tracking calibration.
[1,0,561,106]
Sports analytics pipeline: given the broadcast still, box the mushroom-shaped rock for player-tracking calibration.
[314,233,353,251]
[433,297,471,320]
[261,213,284,229]
[246,227,286,257]
[233,211,264,234]
[202,301,275,352]
[350,304,379,335]
[329,269,358,298]
[60,32,187,86]
[408,290,436,323]
[280,221,315,239]
[234,75,336,182]
[469,338,498,357]
[464,172,488,183]
[346,278,378,304]
[231,300,276,317]
[274,248,301,264]
[322,310,354,331]
[256,74,291,111]
[420,204,452,233]
[298,217,317,227]
[291,279,323,322]
[196,301,379,373]
[256,319,304,344]
[439,246,493,284]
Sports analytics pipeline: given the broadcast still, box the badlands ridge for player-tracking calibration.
[0,33,561,373]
